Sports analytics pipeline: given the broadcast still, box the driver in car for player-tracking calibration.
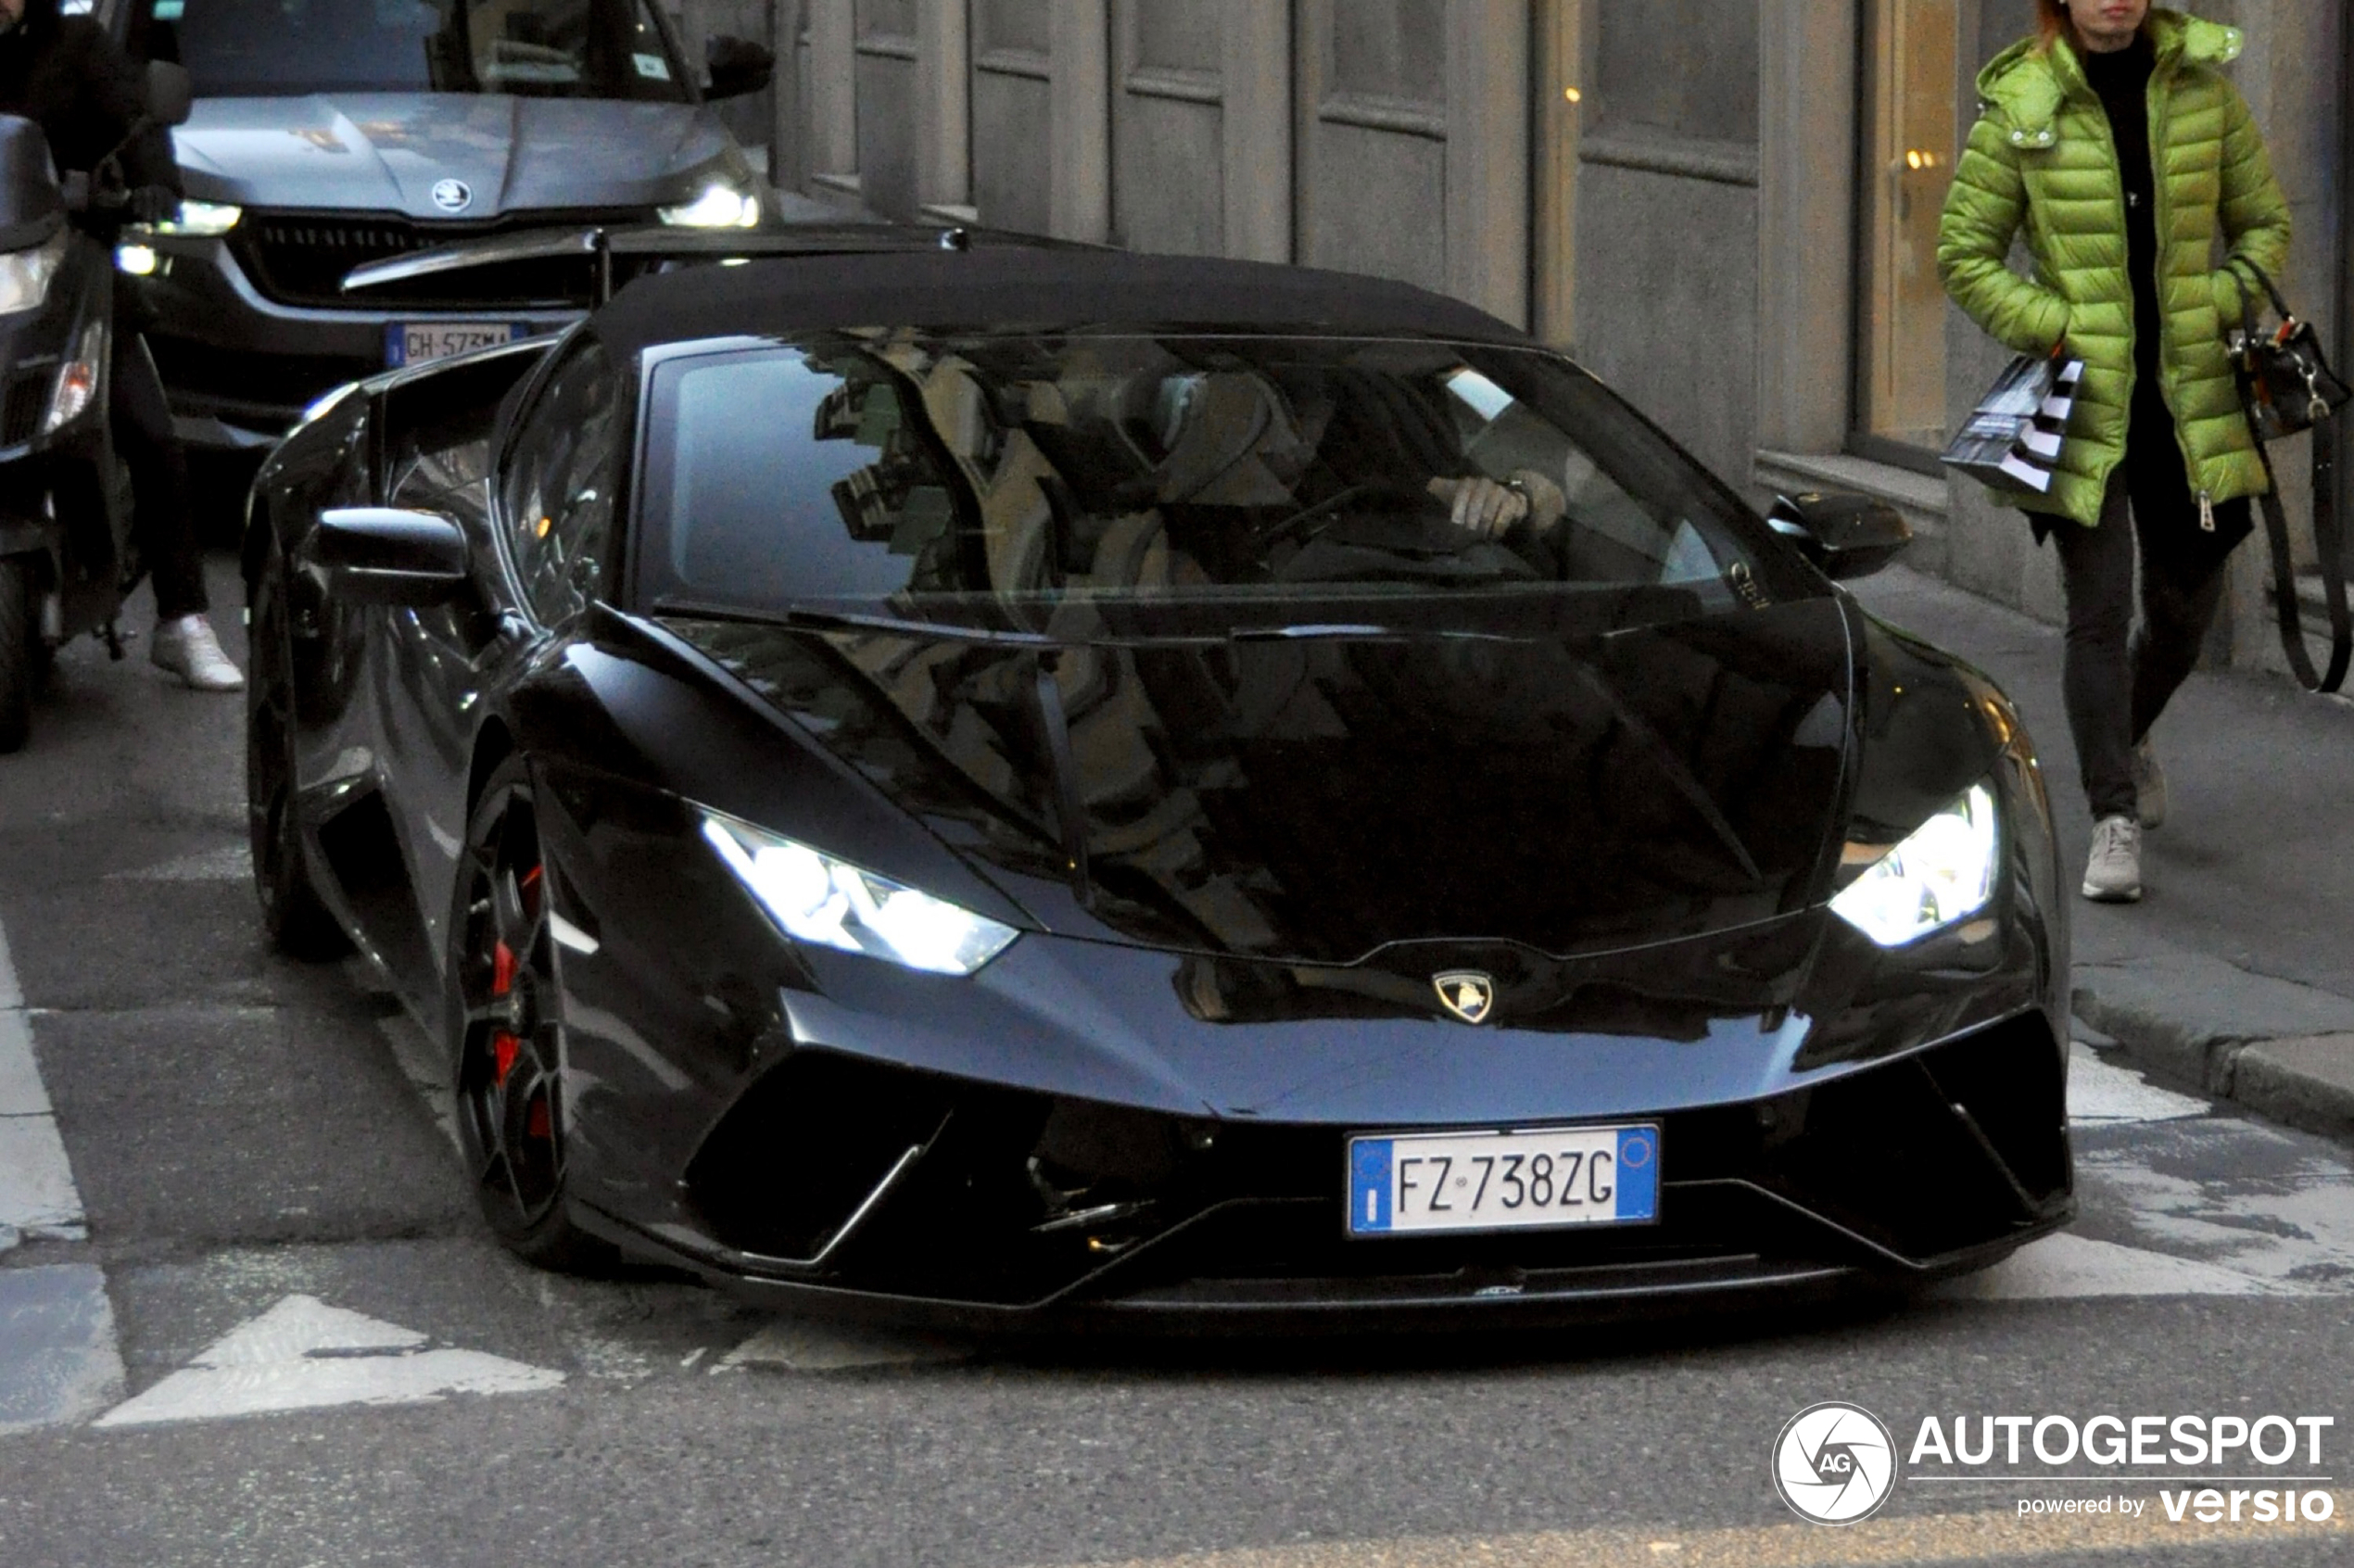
[0,0,243,689]
[1123,365,1570,558]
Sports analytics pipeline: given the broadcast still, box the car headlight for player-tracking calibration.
[0,230,67,314]
[658,183,760,228]
[122,199,242,238]
[1829,782,2000,947]
[701,813,1019,975]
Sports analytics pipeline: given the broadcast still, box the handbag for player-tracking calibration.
[1942,350,2083,497]
[2225,261,2351,439]
[2224,260,2349,693]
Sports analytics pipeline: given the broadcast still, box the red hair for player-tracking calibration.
[2035,0,2075,49]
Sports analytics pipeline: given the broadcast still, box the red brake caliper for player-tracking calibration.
[490,864,546,1100]
[489,929,519,1085]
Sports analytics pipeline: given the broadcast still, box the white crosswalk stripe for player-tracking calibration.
[0,913,125,1434]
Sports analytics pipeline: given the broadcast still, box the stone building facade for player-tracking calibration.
[746,1,2351,674]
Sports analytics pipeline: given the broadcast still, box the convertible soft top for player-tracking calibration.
[588,245,1530,355]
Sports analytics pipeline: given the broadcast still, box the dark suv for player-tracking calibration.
[108,0,780,450]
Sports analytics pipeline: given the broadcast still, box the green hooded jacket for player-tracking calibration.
[1936,9,2291,527]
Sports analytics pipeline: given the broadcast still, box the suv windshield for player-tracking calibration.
[637,332,1809,633]
[133,0,692,101]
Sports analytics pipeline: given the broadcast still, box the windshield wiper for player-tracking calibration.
[1227,623,1393,641]
[654,601,1069,646]
[781,607,1058,646]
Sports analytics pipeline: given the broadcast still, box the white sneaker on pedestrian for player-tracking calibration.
[2132,735,2167,830]
[149,613,245,691]
[2082,814,2143,903]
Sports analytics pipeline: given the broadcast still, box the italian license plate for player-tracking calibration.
[1348,1123,1659,1236]
[385,322,524,368]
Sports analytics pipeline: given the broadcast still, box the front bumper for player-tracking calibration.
[571,1006,2073,1334]
[120,234,578,449]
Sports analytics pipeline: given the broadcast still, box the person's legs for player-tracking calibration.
[109,324,241,690]
[2126,505,2238,744]
[2049,474,2140,823]
[111,326,206,622]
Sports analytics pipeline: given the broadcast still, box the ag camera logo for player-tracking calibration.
[1774,1402,1898,1524]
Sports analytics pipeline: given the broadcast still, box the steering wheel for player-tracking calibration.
[1256,478,1429,545]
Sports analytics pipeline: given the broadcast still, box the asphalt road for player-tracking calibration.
[3,556,2352,1568]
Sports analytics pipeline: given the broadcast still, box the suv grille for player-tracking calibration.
[231,209,648,310]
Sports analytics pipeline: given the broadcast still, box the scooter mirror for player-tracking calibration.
[0,116,64,247]
[146,62,194,129]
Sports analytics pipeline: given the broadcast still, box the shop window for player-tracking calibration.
[1854,0,1959,462]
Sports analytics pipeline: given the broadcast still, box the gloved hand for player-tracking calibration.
[128,185,180,225]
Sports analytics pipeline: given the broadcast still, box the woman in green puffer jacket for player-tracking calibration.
[1937,0,2289,905]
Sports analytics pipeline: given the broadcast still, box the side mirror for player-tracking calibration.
[0,116,63,246]
[1766,491,1913,581]
[146,61,194,129]
[703,35,774,100]
[304,508,471,605]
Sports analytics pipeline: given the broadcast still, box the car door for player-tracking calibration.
[365,339,605,983]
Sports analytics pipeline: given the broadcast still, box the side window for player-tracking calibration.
[500,339,624,623]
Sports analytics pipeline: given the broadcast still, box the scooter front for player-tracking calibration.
[0,114,133,752]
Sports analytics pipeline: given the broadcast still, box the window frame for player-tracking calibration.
[492,331,630,626]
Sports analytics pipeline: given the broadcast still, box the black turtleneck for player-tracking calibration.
[2082,35,2162,385]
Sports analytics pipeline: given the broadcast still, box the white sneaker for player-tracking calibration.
[2132,736,2167,830]
[149,613,245,691]
[2082,814,2143,903]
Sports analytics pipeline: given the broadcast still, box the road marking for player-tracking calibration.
[94,1294,563,1428]
[0,914,122,1431]
[2069,1046,2211,1122]
[1051,1495,2350,1568]
[0,918,86,1246]
[2074,1116,2354,1292]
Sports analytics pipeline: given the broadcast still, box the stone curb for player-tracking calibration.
[2072,953,2354,1144]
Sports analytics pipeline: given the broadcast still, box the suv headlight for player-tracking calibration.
[702,813,1019,975]
[0,229,67,314]
[658,182,760,228]
[123,199,242,237]
[1829,782,2000,947]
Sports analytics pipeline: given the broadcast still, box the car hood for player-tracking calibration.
[663,595,1858,967]
[171,95,741,216]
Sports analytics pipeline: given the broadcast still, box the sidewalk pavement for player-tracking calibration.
[1849,564,2354,1142]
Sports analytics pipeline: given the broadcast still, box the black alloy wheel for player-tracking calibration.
[0,557,33,753]
[245,557,348,958]
[450,756,610,1271]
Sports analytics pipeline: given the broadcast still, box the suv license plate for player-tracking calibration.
[1348,1123,1659,1236]
[386,322,522,368]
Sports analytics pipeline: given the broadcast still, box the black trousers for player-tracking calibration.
[2041,390,2246,820]
[111,318,205,621]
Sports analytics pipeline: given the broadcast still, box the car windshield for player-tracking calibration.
[636,332,1811,634]
[136,0,692,101]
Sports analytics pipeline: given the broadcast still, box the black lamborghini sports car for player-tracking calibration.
[243,236,2072,1328]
